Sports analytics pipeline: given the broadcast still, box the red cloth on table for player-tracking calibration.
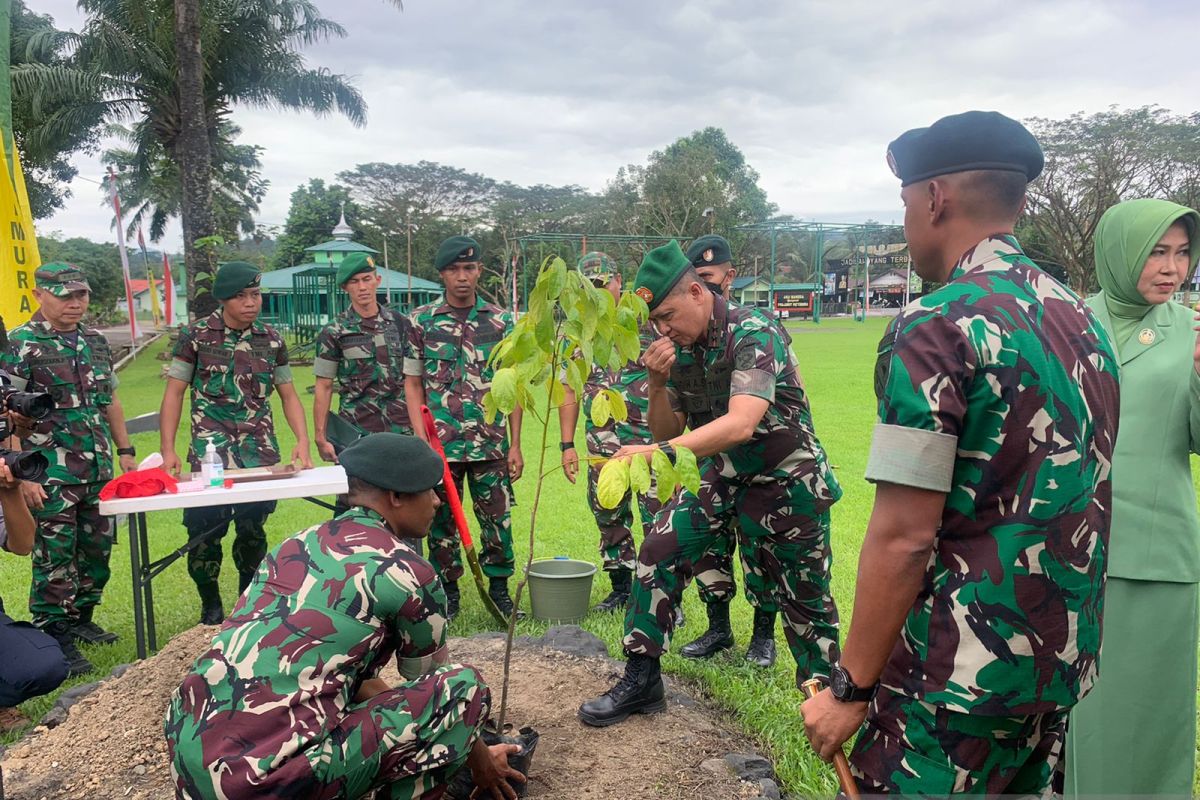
[99,468,179,500]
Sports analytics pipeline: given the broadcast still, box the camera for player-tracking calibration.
[0,381,53,483]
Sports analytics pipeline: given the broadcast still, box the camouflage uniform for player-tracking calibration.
[405,297,515,581]
[581,327,662,571]
[848,236,1120,794]
[165,507,490,800]
[167,311,293,591]
[313,304,413,436]
[1,312,116,626]
[622,296,842,681]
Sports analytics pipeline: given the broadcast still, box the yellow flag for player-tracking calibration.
[0,147,39,325]
[148,266,163,326]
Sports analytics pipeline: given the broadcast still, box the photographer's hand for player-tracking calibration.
[20,480,47,510]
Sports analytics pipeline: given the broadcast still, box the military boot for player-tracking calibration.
[46,621,93,678]
[577,654,666,727]
[744,609,777,668]
[593,569,632,613]
[488,577,525,620]
[444,580,461,620]
[197,584,225,625]
[72,606,118,645]
[679,600,733,659]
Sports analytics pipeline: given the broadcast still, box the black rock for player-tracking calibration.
[724,753,775,782]
[537,625,609,659]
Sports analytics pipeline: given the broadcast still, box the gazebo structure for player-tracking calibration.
[259,207,443,343]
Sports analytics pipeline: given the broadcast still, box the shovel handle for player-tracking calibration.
[420,405,474,549]
[801,679,861,800]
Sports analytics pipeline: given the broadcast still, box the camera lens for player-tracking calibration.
[6,391,54,420]
[0,449,48,482]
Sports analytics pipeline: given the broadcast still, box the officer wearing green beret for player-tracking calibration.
[166,433,525,800]
[800,110,1120,795]
[672,234,782,668]
[312,252,413,468]
[0,263,138,675]
[580,240,842,727]
[404,236,524,619]
[159,261,313,624]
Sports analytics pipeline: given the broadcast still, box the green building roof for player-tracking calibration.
[260,263,442,293]
[303,240,379,254]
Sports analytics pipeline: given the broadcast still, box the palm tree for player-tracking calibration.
[103,121,267,243]
[15,0,373,317]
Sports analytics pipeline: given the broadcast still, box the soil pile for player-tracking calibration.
[1,626,766,799]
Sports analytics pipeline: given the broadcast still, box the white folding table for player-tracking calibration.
[98,465,348,658]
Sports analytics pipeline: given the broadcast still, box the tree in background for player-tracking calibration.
[37,234,123,321]
[103,122,267,243]
[1024,106,1200,293]
[272,179,362,269]
[10,0,99,219]
[15,0,369,318]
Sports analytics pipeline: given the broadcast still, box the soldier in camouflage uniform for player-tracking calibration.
[159,262,313,625]
[313,252,412,520]
[800,111,1121,796]
[1,263,138,676]
[557,252,663,614]
[165,433,525,800]
[405,236,523,619]
[579,241,842,728]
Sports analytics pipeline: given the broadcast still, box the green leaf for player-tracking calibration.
[629,453,651,495]
[549,374,566,406]
[538,255,567,300]
[491,367,518,412]
[652,449,678,505]
[674,446,701,496]
[590,389,611,427]
[566,357,587,398]
[614,324,640,364]
[482,391,498,425]
[596,458,630,509]
[605,388,628,422]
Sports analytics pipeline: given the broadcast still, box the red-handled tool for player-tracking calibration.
[421,405,507,625]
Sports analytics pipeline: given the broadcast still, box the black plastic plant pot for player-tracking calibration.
[445,724,539,799]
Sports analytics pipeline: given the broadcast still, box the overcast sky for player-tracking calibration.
[31,0,1200,250]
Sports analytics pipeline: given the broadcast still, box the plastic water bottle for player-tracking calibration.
[201,442,224,488]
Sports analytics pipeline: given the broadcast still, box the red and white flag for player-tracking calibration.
[107,167,142,344]
[162,252,176,325]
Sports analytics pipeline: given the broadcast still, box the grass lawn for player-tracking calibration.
[1,315,1195,795]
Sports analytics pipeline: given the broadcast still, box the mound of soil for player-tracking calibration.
[0,626,770,799]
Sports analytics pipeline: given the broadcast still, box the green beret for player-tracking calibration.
[339,433,444,494]
[35,262,90,297]
[887,110,1043,187]
[434,235,481,271]
[213,261,262,301]
[579,251,617,282]
[685,235,732,267]
[633,241,692,311]
[336,252,376,286]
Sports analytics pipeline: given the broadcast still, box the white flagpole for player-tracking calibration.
[108,167,143,350]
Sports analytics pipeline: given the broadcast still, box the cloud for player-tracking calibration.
[32,0,1200,248]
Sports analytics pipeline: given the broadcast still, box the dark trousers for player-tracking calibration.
[183,502,277,590]
[0,601,68,707]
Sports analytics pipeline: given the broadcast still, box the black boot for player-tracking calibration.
[198,584,225,625]
[578,654,665,727]
[488,577,525,620]
[46,621,93,678]
[744,609,777,668]
[72,606,118,645]
[444,580,460,620]
[679,600,733,659]
[593,569,632,613]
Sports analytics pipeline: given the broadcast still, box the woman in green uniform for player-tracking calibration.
[1066,197,1200,796]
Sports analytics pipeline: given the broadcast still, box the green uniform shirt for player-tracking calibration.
[404,297,513,462]
[1,312,116,485]
[313,304,413,435]
[583,326,657,456]
[867,235,1121,715]
[168,311,292,470]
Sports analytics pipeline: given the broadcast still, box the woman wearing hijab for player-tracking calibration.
[1065,198,1200,797]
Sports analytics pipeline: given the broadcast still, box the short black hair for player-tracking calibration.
[665,266,702,301]
[346,474,385,500]
[952,170,1028,221]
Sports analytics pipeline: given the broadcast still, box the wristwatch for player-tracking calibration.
[829,664,878,703]
[559,442,575,452]
[117,446,136,457]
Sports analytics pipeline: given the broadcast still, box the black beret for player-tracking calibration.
[339,433,444,494]
[213,261,262,301]
[434,235,481,271]
[686,235,732,267]
[886,110,1044,187]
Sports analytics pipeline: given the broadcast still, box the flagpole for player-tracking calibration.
[108,167,142,354]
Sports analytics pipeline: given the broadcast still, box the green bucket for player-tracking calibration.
[526,558,597,623]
